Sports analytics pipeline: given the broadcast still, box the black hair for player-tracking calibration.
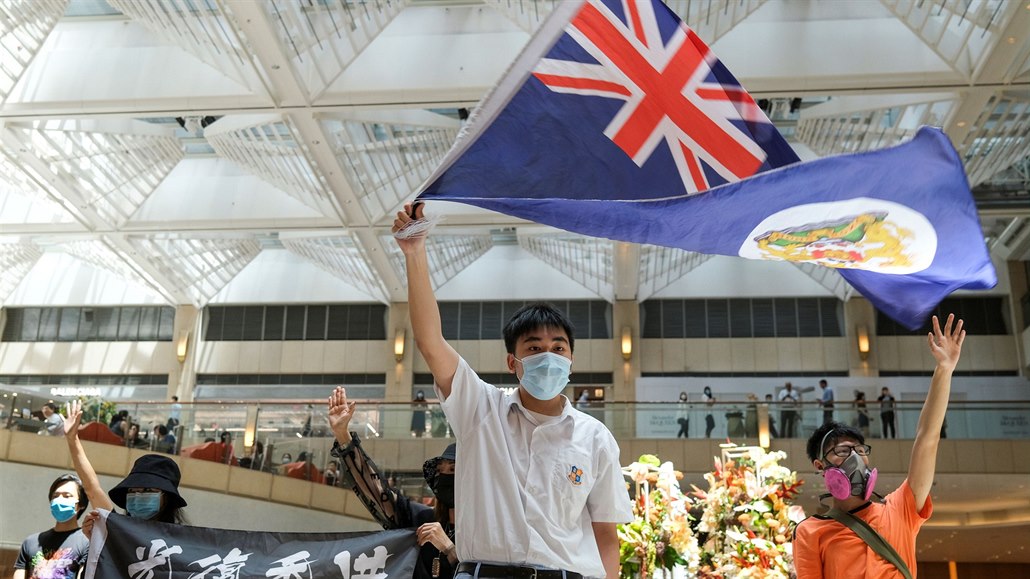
[49,474,88,520]
[45,402,59,412]
[171,396,179,402]
[156,425,169,436]
[156,505,187,525]
[807,421,865,462]
[502,303,575,354]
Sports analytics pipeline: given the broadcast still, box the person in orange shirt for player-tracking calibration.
[793,314,964,579]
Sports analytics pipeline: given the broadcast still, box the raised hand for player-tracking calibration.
[327,386,357,444]
[392,202,427,253]
[64,400,83,440]
[928,314,964,371]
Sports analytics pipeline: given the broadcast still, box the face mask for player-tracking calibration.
[823,450,878,501]
[125,492,162,520]
[515,352,571,401]
[429,474,455,507]
[50,498,78,523]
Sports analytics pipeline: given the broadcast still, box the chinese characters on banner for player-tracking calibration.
[84,510,417,579]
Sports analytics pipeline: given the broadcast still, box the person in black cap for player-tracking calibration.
[327,386,458,579]
[63,401,188,538]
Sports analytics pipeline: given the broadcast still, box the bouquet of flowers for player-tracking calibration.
[618,455,701,579]
[689,447,806,578]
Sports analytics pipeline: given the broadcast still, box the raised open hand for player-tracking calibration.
[64,400,83,440]
[928,313,964,371]
[327,386,357,444]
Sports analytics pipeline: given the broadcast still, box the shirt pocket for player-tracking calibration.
[551,449,594,527]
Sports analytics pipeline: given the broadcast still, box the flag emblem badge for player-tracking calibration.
[739,198,938,274]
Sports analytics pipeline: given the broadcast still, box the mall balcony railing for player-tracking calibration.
[4,397,1029,499]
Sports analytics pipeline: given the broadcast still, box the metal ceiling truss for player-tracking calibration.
[107,0,263,91]
[517,233,613,301]
[666,0,767,44]
[381,232,492,291]
[0,0,67,104]
[6,122,184,227]
[324,116,459,222]
[0,151,69,219]
[126,235,262,306]
[636,245,711,302]
[484,0,763,43]
[954,93,1030,187]
[281,233,390,303]
[481,0,556,33]
[0,241,43,302]
[794,95,959,157]
[789,261,856,302]
[878,0,1011,79]
[59,238,161,291]
[205,115,337,215]
[261,0,406,100]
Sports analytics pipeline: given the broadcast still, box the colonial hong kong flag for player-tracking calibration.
[415,0,996,329]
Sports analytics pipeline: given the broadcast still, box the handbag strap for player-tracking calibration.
[823,508,913,579]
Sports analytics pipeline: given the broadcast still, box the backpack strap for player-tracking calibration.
[822,507,913,579]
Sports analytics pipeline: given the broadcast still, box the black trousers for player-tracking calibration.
[881,411,896,438]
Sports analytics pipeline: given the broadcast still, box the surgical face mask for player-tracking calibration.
[429,474,455,507]
[823,450,878,501]
[125,491,162,520]
[515,352,572,401]
[50,498,78,523]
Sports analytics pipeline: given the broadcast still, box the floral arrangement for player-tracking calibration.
[690,447,806,578]
[618,454,700,579]
[618,447,805,579]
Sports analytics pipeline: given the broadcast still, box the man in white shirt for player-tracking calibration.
[393,203,632,579]
[778,382,799,438]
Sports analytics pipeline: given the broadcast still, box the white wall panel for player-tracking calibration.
[0,341,172,374]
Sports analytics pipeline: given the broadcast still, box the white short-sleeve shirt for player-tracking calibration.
[437,357,632,577]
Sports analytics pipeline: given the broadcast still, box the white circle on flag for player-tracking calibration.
[737,197,937,275]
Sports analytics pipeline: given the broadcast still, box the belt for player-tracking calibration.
[455,562,582,579]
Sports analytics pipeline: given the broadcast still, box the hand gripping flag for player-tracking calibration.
[415,0,996,329]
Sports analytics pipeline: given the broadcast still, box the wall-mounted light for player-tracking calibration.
[176,330,191,363]
[621,327,632,361]
[757,404,771,449]
[394,328,406,363]
[856,325,870,362]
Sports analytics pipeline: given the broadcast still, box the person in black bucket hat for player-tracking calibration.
[63,401,188,539]
[328,386,459,579]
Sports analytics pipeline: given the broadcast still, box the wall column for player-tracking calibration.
[1006,260,1028,376]
[384,302,413,403]
[845,298,878,378]
[170,305,199,402]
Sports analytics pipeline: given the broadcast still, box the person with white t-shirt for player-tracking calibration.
[393,202,633,579]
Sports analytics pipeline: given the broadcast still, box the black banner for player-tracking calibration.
[85,510,417,579]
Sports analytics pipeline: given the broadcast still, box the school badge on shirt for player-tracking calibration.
[568,465,584,486]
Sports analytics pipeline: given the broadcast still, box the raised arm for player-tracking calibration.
[328,386,413,529]
[393,203,459,397]
[64,401,115,511]
[908,314,964,511]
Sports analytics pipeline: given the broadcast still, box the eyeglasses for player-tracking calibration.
[824,444,871,458]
